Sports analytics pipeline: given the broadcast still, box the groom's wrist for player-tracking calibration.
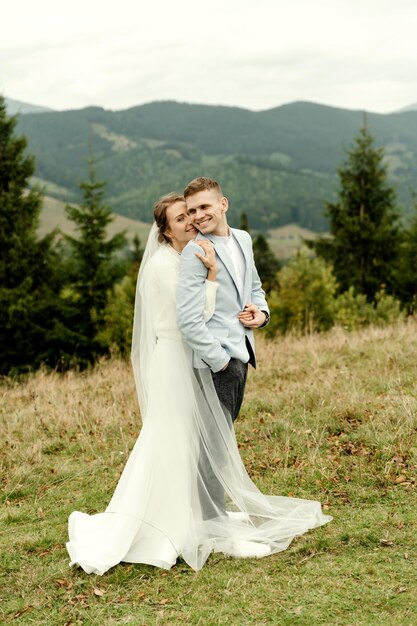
[259,310,270,328]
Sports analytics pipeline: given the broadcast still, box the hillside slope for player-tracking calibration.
[18,101,417,229]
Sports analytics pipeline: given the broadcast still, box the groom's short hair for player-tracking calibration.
[184,177,223,199]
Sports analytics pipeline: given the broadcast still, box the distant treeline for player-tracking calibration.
[16,100,417,231]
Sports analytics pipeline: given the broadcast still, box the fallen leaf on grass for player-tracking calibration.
[300,550,323,563]
[294,606,303,615]
[94,587,105,596]
[332,491,351,504]
[68,593,90,607]
[380,539,394,547]
[14,606,34,618]
[137,591,147,601]
[55,578,73,590]
[117,594,130,604]
[39,549,50,557]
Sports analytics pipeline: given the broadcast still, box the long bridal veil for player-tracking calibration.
[130,223,160,419]
[66,224,331,575]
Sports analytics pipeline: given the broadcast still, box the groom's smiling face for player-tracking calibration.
[186,189,228,237]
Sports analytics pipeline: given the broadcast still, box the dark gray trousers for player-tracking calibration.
[198,358,248,519]
[211,358,248,424]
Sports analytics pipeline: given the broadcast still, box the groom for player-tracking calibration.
[176,177,271,558]
[177,176,269,421]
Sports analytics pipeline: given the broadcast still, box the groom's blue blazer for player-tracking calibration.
[176,228,269,373]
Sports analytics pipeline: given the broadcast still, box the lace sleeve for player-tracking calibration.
[203,279,218,321]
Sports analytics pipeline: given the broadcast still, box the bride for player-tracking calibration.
[66,193,331,575]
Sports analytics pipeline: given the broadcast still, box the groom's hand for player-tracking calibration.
[238,304,266,329]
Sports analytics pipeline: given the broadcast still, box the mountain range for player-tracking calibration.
[7,97,417,231]
[5,97,54,115]
[397,103,417,113]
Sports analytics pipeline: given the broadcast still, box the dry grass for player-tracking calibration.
[1,322,416,625]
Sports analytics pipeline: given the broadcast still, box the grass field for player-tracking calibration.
[1,322,416,625]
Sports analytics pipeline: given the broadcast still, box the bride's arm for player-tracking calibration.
[194,240,218,321]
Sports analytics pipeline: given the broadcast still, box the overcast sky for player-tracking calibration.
[2,0,417,114]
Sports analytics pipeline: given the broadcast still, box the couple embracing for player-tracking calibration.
[66,177,331,575]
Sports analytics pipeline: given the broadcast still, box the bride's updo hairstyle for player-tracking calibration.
[153,192,186,244]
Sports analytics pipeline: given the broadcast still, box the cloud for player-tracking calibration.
[1,0,417,112]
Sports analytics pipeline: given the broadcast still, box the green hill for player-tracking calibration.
[39,195,151,244]
[17,101,417,230]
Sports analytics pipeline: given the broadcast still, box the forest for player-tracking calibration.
[16,99,417,231]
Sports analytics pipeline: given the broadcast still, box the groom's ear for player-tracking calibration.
[221,196,228,214]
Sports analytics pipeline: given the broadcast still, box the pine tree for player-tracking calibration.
[0,97,43,288]
[0,95,65,374]
[312,126,400,301]
[131,233,143,266]
[253,233,280,293]
[239,211,279,293]
[393,204,417,312]
[239,211,250,233]
[64,158,127,363]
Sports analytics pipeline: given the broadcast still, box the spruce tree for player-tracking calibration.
[312,126,400,301]
[239,211,280,293]
[393,204,417,313]
[131,233,143,266]
[64,159,127,363]
[253,233,280,293]
[0,95,65,374]
[239,211,250,232]
[0,97,42,288]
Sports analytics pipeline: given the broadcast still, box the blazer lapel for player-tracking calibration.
[230,229,252,304]
[199,233,242,300]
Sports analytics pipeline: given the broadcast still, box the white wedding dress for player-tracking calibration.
[66,233,331,575]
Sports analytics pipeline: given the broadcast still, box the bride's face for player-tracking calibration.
[165,201,198,251]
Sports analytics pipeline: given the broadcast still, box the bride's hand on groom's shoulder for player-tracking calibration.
[195,240,217,280]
